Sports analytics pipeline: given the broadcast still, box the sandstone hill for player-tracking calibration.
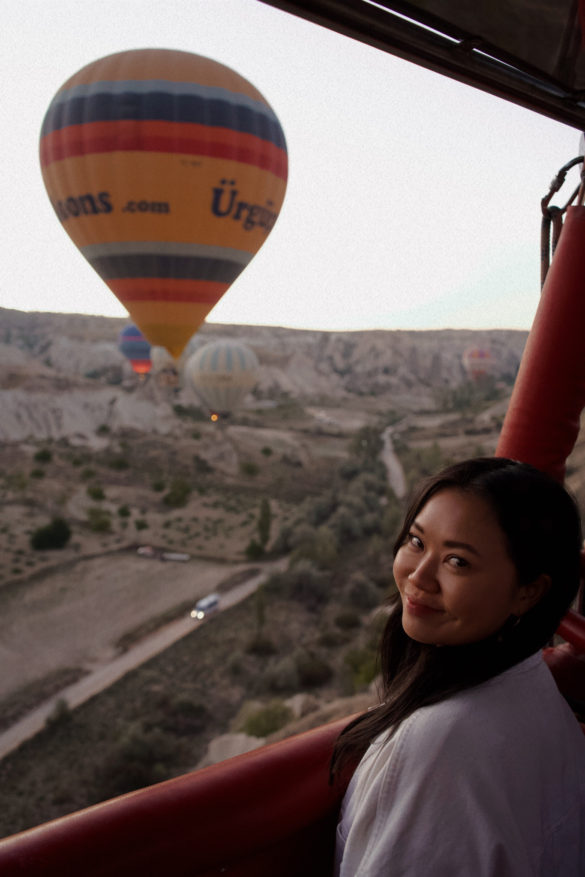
[0,307,526,444]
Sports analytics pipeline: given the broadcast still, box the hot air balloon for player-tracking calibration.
[462,346,493,382]
[39,49,288,359]
[118,324,151,375]
[185,340,259,419]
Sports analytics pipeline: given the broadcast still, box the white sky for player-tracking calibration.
[1,0,582,332]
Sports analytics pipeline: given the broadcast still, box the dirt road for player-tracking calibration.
[381,426,407,499]
[0,561,285,761]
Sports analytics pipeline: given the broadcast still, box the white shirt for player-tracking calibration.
[335,652,585,876]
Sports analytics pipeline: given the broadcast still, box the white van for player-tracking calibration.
[190,593,220,620]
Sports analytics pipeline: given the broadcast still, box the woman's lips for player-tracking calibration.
[404,595,442,616]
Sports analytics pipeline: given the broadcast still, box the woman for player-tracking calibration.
[333,457,585,876]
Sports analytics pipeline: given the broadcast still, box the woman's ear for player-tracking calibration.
[513,573,551,616]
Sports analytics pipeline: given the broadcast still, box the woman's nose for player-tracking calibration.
[408,556,439,592]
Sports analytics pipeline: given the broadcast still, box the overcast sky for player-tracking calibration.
[1,0,582,333]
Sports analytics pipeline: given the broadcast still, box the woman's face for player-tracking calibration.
[393,487,535,646]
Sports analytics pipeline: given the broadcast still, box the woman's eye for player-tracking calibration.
[447,555,468,569]
[407,533,423,549]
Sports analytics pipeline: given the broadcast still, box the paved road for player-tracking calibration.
[0,561,285,762]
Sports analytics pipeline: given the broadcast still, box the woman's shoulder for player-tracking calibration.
[394,652,584,767]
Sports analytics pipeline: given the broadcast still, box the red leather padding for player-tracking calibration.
[497,206,585,481]
[543,642,585,714]
[557,609,585,654]
[0,716,353,877]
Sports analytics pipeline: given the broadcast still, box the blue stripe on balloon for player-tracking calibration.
[41,83,286,150]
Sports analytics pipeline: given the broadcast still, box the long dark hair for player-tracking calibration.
[331,457,582,778]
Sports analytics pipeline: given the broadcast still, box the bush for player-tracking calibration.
[193,454,213,474]
[246,634,278,656]
[108,456,130,471]
[86,484,105,500]
[98,725,177,798]
[245,538,264,560]
[30,517,72,550]
[346,573,380,610]
[266,656,300,693]
[295,651,333,688]
[163,479,192,508]
[335,610,361,631]
[118,504,131,518]
[34,448,52,463]
[240,461,259,477]
[30,468,45,479]
[151,479,166,492]
[261,446,273,456]
[81,467,96,481]
[87,508,112,533]
[134,518,148,531]
[267,561,331,610]
[344,646,379,691]
[242,700,293,737]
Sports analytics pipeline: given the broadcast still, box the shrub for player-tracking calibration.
[240,461,259,477]
[261,446,273,456]
[134,518,148,531]
[344,646,379,691]
[108,456,130,471]
[242,700,293,737]
[87,508,112,533]
[266,655,300,693]
[81,467,96,481]
[193,454,213,474]
[118,504,131,518]
[245,538,264,560]
[30,517,72,550]
[163,479,192,508]
[86,484,105,501]
[151,479,166,492]
[335,610,361,631]
[98,725,177,798]
[30,468,45,479]
[346,573,380,610]
[268,560,331,610]
[246,634,278,656]
[96,424,110,435]
[34,448,52,463]
[295,651,333,688]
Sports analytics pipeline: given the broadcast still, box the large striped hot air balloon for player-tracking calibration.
[39,49,288,359]
[185,340,259,418]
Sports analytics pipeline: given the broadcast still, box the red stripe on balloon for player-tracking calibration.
[40,127,288,180]
[108,279,228,304]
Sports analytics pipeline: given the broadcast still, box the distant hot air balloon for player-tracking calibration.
[39,49,288,359]
[118,324,152,375]
[185,340,259,418]
[462,346,493,381]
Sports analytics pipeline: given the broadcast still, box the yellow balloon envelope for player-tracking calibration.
[39,49,288,358]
